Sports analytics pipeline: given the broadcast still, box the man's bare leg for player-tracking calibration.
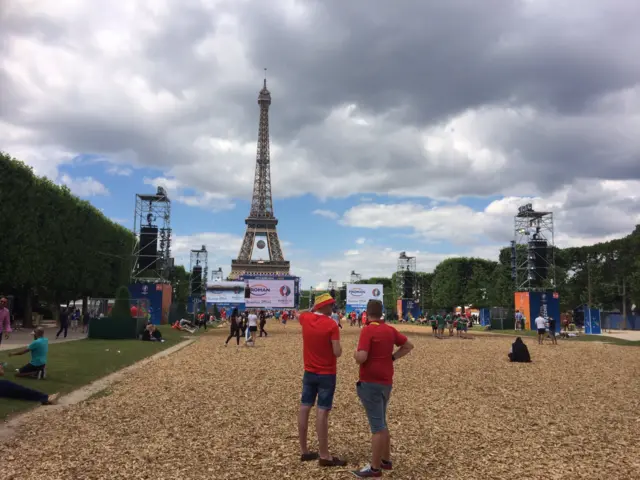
[382,429,391,463]
[371,430,388,470]
[298,405,313,455]
[316,408,331,460]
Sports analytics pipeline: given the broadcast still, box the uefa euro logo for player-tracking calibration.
[372,288,381,297]
[280,285,291,297]
[141,285,148,295]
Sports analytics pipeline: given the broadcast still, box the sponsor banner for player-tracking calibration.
[245,279,295,308]
[346,284,384,309]
[205,281,246,304]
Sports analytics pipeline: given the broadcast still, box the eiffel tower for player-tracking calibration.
[229,76,290,279]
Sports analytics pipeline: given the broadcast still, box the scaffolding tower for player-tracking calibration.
[131,187,172,283]
[396,252,418,300]
[512,203,556,291]
[189,245,209,297]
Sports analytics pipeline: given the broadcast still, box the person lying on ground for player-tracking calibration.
[508,337,531,363]
[172,319,197,333]
[0,364,59,404]
[141,324,164,342]
[9,326,48,378]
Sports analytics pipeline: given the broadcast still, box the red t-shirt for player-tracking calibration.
[357,321,407,385]
[300,312,340,375]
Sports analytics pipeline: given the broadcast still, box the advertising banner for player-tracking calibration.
[514,292,531,330]
[346,284,384,311]
[245,279,295,308]
[528,291,560,332]
[205,282,246,304]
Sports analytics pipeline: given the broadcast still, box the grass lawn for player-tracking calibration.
[0,325,204,420]
[471,326,640,346]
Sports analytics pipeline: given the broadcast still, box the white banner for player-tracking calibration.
[245,279,295,308]
[346,284,384,308]
[205,281,246,304]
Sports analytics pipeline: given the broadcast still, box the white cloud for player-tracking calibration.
[106,165,132,176]
[293,244,500,290]
[312,209,339,220]
[172,232,243,275]
[143,177,235,211]
[60,174,109,197]
[342,180,640,249]
[355,237,367,245]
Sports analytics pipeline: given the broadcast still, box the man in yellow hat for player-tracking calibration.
[297,292,347,467]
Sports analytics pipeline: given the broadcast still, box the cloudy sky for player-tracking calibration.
[2,0,640,289]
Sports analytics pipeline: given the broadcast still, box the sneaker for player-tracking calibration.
[381,460,393,471]
[38,368,46,380]
[351,465,382,478]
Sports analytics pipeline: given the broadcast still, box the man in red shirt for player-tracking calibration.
[297,292,347,467]
[352,299,414,478]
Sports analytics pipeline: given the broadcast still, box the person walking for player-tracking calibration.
[297,293,347,467]
[224,308,241,347]
[547,316,558,345]
[352,299,414,478]
[56,307,69,339]
[259,310,268,337]
[0,297,12,346]
[247,310,258,345]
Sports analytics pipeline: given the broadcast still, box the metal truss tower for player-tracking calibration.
[189,245,208,299]
[512,203,556,291]
[396,251,418,301]
[131,186,172,283]
[230,73,290,279]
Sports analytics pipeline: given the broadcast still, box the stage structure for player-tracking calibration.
[328,278,339,300]
[396,251,418,301]
[131,186,172,283]
[512,203,556,291]
[189,246,208,308]
[230,74,290,278]
[350,270,362,283]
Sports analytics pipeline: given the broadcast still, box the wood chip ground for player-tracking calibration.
[1,323,639,479]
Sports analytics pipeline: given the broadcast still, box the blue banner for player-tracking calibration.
[129,283,162,325]
[479,308,490,327]
[528,291,561,332]
[584,308,602,334]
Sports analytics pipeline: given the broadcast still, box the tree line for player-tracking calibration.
[0,152,135,326]
[300,226,640,315]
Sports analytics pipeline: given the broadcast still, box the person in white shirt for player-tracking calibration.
[534,315,547,345]
[330,311,342,329]
[247,311,258,345]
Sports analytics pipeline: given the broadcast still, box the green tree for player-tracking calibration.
[111,286,132,318]
[0,152,134,326]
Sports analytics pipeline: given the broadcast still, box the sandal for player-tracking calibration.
[319,456,347,467]
[300,452,319,462]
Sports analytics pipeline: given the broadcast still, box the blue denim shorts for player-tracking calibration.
[357,381,392,433]
[301,371,337,410]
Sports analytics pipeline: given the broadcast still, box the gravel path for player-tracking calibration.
[1,323,638,479]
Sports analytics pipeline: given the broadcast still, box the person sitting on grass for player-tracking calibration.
[508,337,531,363]
[9,326,48,379]
[0,364,59,404]
[141,324,164,342]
